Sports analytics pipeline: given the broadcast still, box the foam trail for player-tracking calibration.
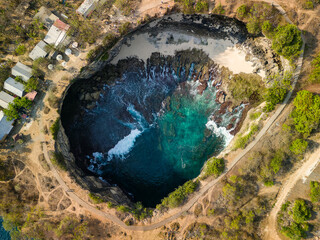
[107,129,142,160]
[127,104,149,129]
[206,120,234,146]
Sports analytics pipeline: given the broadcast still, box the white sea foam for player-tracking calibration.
[206,120,234,146]
[107,129,142,160]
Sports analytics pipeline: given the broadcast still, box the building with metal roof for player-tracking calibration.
[11,62,32,82]
[76,0,98,17]
[44,19,70,47]
[29,40,48,60]
[0,91,14,109]
[4,77,25,98]
[34,6,59,29]
[0,111,14,142]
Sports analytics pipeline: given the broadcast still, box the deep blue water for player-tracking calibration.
[0,218,10,240]
[63,64,243,207]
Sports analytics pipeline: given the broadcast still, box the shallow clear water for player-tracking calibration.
[0,218,10,240]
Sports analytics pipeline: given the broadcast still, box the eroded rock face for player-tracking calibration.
[58,13,282,206]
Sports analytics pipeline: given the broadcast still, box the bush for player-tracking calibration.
[310,181,320,202]
[234,124,259,149]
[50,118,60,140]
[246,17,261,35]
[289,139,308,155]
[51,151,67,171]
[160,180,199,208]
[262,20,274,37]
[202,157,225,178]
[119,22,131,36]
[270,151,284,174]
[303,0,314,9]
[236,4,248,18]
[290,199,312,223]
[88,193,104,204]
[25,77,38,93]
[15,45,27,55]
[212,3,225,15]
[309,53,320,83]
[116,205,130,213]
[281,222,308,240]
[291,90,320,137]
[272,24,302,60]
[3,97,32,120]
[195,0,209,13]
[249,111,261,120]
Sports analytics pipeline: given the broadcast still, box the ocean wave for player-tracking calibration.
[206,120,234,146]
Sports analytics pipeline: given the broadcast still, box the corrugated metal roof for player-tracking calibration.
[11,62,32,82]
[4,77,24,97]
[53,19,70,31]
[0,91,14,109]
[0,111,14,141]
[77,0,97,16]
[29,40,48,60]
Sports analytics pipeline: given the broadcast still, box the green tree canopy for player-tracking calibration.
[3,97,32,120]
[203,157,225,178]
[272,24,302,60]
[25,77,38,93]
[290,199,312,223]
[310,181,320,202]
[289,139,308,155]
[291,90,320,137]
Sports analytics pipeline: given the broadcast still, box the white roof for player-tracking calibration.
[77,0,97,16]
[0,91,14,109]
[0,111,14,141]
[44,25,66,46]
[4,77,24,97]
[29,40,48,60]
[11,62,32,82]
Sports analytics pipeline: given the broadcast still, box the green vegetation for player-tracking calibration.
[309,52,320,83]
[119,22,131,36]
[272,24,302,61]
[0,160,15,181]
[270,150,284,174]
[236,4,248,18]
[114,0,137,16]
[246,17,261,35]
[51,151,67,171]
[249,111,262,120]
[228,73,265,105]
[234,124,259,149]
[290,199,312,223]
[262,20,274,38]
[50,118,60,140]
[159,180,199,208]
[15,44,27,55]
[195,0,209,13]
[310,181,320,202]
[212,3,225,15]
[289,139,308,155]
[264,73,292,112]
[282,222,309,240]
[88,193,104,204]
[0,65,10,91]
[291,90,320,137]
[202,157,225,178]
[25,77,38,92]
[3,97,32,120]
[303,0,314,9]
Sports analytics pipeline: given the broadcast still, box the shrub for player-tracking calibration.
[270,151,284,174]
[51,151,67,171]
[246,17,261,35]
[310,181,320,202]
[249,111,261,120]
[281,222,308,240]
[117,205,130,213]
[15,45,27,55]
[303,1,314,9]
[290,199,312,223]
[50,118,60,140]
[212,3,225,15]
[195,0,209,13]
[281,201,291,212]
[160,180,199,208]
[262,20,273,37]
[236,4,248,18]
[202,157,225,178]
[88,193,104,204]
[119,22,131,36]
[25,77,38,93]
[272,24,302,60]
[291,90,320,137]
[289,139,308,155]
[234,124,259,149]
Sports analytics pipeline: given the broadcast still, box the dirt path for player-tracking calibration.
[36,0,305,233]
[264,146,320,240]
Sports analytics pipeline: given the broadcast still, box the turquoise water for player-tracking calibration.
[0,218,10,240]
[63,64,243,207]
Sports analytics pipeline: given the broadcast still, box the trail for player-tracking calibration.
[38,0,306,233]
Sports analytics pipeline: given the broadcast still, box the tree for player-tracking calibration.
[15,45,26,55]
[282,222,308,240]
[290,199,311,223]
[203,157,225,178]
[264,80,287,112]
[272,24,302,60]
[310,181,320,202]
[3,97,32,120]
[236,5,247,18]
[246,17,261,35]
[25,77,38,93]
[289,139,308,155]
[291,90,320,137]
[262,20,273,38]
[270,151,284,174]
